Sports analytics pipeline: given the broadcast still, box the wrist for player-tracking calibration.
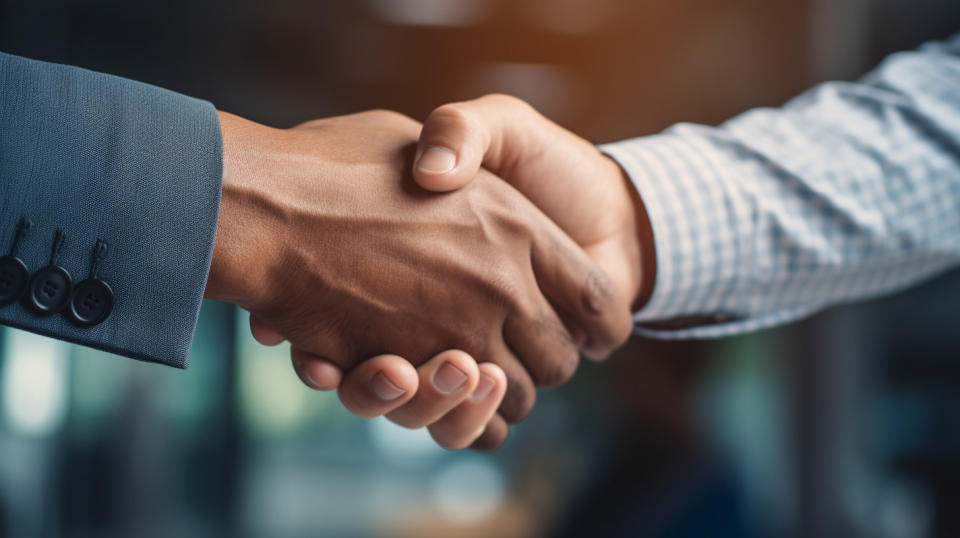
[629,180,656,311]
[205,111,280,308]
[602,155,656,311]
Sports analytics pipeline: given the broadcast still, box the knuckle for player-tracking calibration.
[584,311,632,360]
[483,93,532,112]
[582,267,616,316]
[498,380,536,423]
[520,313,580,387]
[430,103,473,130]
[533,346,579,388]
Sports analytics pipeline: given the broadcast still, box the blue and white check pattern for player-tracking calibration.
[602,34,960,339]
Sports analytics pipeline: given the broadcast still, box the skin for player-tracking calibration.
[411,94,656,311]
[258,95,658,451]
[204,109,634,450]
[394,94,657,449]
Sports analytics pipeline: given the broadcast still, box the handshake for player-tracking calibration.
[3,41,950,453]
[204,95,656,451]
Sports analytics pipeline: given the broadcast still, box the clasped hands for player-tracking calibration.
[205,95,655,450]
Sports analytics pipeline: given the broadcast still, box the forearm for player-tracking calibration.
[603,33,960,337]
[0,52,222,366]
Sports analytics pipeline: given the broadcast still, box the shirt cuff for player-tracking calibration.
[601,128,788,338]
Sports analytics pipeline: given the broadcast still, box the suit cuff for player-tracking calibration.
[0,52,222,367]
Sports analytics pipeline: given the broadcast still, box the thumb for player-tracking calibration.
[413,94,533,192]
[415,94,624,249]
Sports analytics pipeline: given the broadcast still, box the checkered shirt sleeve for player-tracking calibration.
[601,34,960,339]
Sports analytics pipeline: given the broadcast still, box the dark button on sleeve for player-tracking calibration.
[0,256,29,305]
[28,265,72,315]
[67,278,113,327]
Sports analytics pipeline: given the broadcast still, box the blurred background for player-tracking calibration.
[1,0,959,536]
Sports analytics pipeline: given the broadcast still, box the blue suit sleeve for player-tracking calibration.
[0,51,223,368]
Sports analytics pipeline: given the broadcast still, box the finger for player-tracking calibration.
[386,350,479,429]
[249,313,286,345]
[417,97,633,357]
[413,104,488,192]
[527,206,633,359]
[417,95,635,272]
[428,362,507,450]
[485,339,538,424]
[337,354,419,418]
[291,347,344,390]
[470,413,510,452]
[502,296,580,388]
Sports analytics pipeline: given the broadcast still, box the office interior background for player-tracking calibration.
[1,0,959,536]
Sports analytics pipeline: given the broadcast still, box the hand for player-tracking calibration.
[411,93,657,314]
[205,109,633,448]
[252,315,509,450]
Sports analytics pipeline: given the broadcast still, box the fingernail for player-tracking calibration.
[432,362,468,394]
[370,372,406,401]
[472,373,496,401]
[416,146,457,174]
